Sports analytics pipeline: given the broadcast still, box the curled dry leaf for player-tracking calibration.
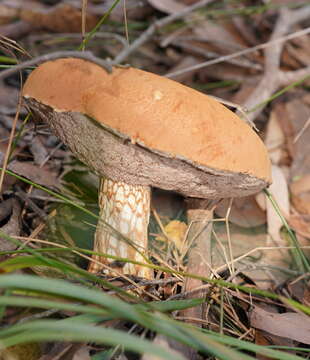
[8,160,59,188]
[162,56,200,83]
[290,174,310,215]
[0,198,12,222]
[250,306,310,345]
[255,329,295,357]
[288,277,310,305]
[212,222,267,263]
[265,165,290,280]
[29,136,48,166]
[267,166,290,237]
[289,213,310,239]
[147,0,186,14]
[193,20,247,53]
[141,334,186,360]
[215,196,266,228]
[72,345,91,360]
[288,212,310,259]
[290,173,310,215]
[0,81,19,115]
[0,198,21,252]
[94,0,153,21]
[286,35,310,67]
[20,3,98,33]
[285,97,310,215]
[265,109,286,165]
[0,3,19,24]
[253,303,296,359]
[0,20,31,40]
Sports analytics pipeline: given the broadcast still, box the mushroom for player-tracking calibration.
[22,58,271,278]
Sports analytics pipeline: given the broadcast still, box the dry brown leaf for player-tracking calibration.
[212,222,267,272]
[289,213,310,239]
[290,174,310,215]
[255,330,277,360]
[253,303,296,359]
[141,334,186,360]
[265,110,286,165]
[0,81,19,115]
[0,155,18,193]
[269,0,297,3]
[255,330,296,360]
[147,0,186,14]
[93,0,152,21]
[0,198,21,252]
[250,306,310,344]
[255,192,267,212]
[283,97,310,215]
[29,136,48,166]
[193,20,247,53]
[0,198,12,222]
[0,20,31,40]
[215,196,266,228]
[20,3,98,33]
[224,166,291,289]
[0,3,19,24]
[286,42,310,67]
[8,160,59,188]
[164,56,201,83]
[232,80,257,105]
[289,97,310,177]
[232,15,258,46]
[270,102,294,160]
[290,174,310,195]
[267,165,290,249]
[71,346,91,360]
[265,165,290,276]
[289,35,310,66]
[288,277,310,305]
[304,281,310,307]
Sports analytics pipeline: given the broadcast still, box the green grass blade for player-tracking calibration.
[0,275,141,321]
[201,329,306,360]
[0,296,107,316]
[249,75,310,113]
[264,189,310,272]
[78,0,122,50]
[0,295,203,318]
[0,320,185,360]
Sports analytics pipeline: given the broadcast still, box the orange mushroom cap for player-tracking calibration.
[23,58,271,198]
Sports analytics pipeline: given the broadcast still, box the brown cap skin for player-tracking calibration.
[23,58,271,198]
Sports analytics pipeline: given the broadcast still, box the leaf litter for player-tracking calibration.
[0,0,310,359]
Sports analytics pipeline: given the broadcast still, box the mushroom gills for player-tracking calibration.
[88,178,151,278]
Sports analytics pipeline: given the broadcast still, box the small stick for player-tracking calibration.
[0,50,112,81]
[165,26,310,79]
[210,95,258,131]
[112,0,215,65]
[240,6,310,122]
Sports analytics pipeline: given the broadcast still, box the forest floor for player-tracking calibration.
[0,1,309,359]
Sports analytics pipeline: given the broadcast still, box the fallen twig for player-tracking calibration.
[241,5,310,121]
[165,26,310,78]
[112,0,216,65]
[0,50,112,81]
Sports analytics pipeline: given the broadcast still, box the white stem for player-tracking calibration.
[88,178,152,278]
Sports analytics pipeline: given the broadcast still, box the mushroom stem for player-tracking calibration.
[88,178,152,278]
[181,199,214,324]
